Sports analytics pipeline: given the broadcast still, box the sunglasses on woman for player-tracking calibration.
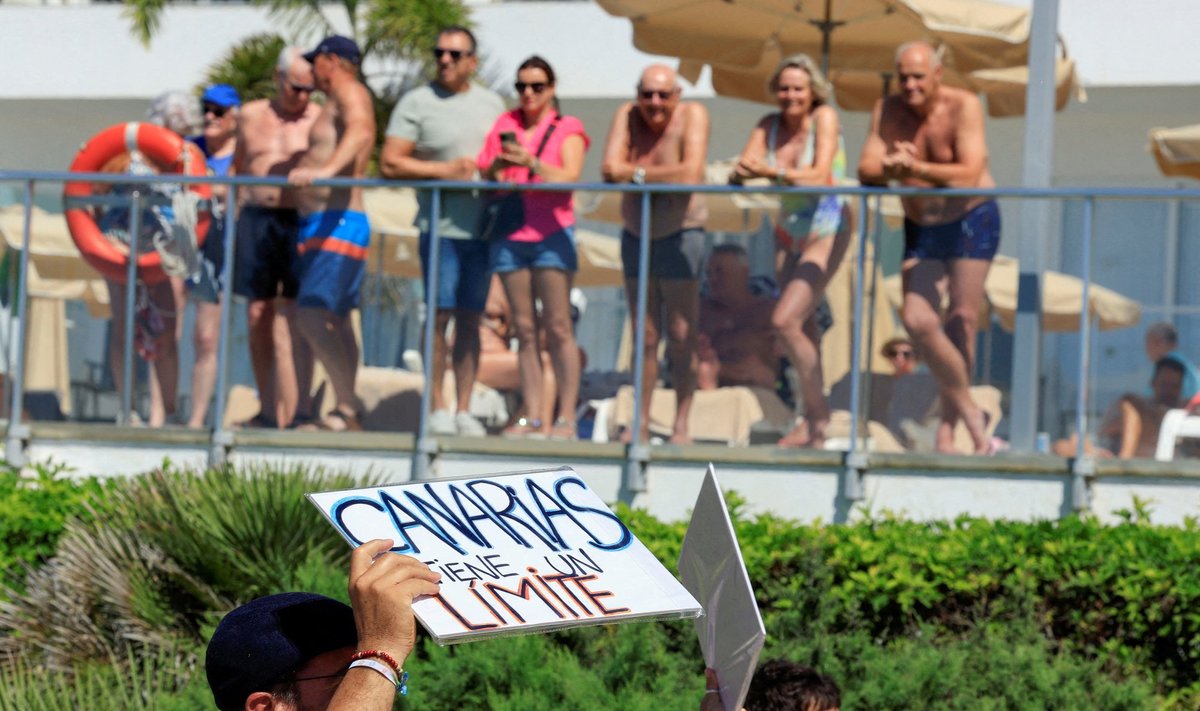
[515,81,548,94]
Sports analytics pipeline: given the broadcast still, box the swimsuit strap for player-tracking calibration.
[766,115,779,168]
[766,114,816,170]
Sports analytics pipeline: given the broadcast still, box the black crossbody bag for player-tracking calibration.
[477,118,560,241]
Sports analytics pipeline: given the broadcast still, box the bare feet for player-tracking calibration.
[668,431,693,445]
[777,418,827,449]
[619,424,651,444]
[777,419,811,448]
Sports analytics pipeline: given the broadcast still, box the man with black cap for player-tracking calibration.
[288,35,375,432]
[206,539,440,710]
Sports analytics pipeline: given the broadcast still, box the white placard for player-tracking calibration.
[308,466,702,644]
[678,464,766,711]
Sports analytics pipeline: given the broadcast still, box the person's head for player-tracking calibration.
[515,55,559,119]
[767,53,831,116]
[881,336,918,376]
[201,84,241,142]
[303,35,362,92]
[635,63,682,132]
[275,46,316,115]
[705,243,751,301]
[1152,356,1186,407]
[433,25,479,92]
[1145,321,1179,362]
[894,40,943,110]
[146,90,202,137]
[205,592,358,711]
[744,660,841,711]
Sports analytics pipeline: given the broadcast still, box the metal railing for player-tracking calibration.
[4,169,1200,506]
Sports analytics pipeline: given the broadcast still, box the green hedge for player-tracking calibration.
[0,466,1195,709]
[0,461,110,593]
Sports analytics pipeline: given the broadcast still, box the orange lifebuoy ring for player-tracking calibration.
[63,122,211,285]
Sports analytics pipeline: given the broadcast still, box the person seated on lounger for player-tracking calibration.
[1054,356,1185,459]
[696,244,780,391]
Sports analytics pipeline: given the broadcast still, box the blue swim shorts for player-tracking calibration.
[490,227,577,274]
[296,210,369,315]
[418,233,491,313]
[903,199,1001,261]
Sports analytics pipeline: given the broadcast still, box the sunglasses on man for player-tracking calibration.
[433,47,473,62]
[203,103,230,118]
[638,89,675,101]
[885,348,915,360]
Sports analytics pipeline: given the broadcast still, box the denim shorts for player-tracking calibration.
[490,227,577,274]
[418,233,491,312]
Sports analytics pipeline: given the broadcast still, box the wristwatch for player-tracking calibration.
[631,166,646,185]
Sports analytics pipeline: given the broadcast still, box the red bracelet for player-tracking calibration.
[351,649,400,673]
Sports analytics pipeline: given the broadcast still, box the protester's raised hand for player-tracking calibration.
[347,539,441,664]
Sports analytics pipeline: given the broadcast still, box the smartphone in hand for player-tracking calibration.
[500,131,517,145]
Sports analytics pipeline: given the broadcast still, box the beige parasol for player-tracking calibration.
[601,0,1082,118]
[882,255,1142,332]
[598,0,1031,76]
[679,45,1083,118]
[1148,124,1200,180]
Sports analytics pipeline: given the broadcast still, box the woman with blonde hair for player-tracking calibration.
[730,54,853,448]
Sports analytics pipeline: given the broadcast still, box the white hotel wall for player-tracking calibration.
[22,435,1200,526]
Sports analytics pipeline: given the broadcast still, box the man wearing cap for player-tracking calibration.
[233,47,321,429]
[379,25,504,438]
[206,539,440,710]
[287,35,374,432]
[186,84,240,429]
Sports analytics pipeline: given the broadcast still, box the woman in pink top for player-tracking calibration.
[479,55,589,439]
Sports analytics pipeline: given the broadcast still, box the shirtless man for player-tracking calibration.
[858,41,999,454]
[288,35,375,431]
[233,47,321,428]
[601,64,710,444]
[1054,356,1185,459]
[696,244,778,391]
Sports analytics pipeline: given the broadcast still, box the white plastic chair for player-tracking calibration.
[1154,408,1200,460]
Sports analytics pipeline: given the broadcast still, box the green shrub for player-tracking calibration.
[0,465,1196,708]
[0,460,110,593]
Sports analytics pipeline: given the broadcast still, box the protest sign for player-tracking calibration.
[308,466,702,644]
[679,464,765,711]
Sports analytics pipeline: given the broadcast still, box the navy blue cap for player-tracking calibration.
[303,35,362,64]
[205,592,357,711]
[201,84,241,108]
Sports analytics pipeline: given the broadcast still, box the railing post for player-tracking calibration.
[1070,196,1095,512]
[208,183,238,468]
[620,188,653,505]
[4,181,36,466]
[412,186,443,481]
[119,190,141,426]
[839,194,870,520]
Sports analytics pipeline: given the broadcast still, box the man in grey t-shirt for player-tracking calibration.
[380,25,504,437]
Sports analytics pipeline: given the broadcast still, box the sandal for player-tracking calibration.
[297,408,362,433]
[502,417,545,439]
[235,412,278,429]
[548,417,577,441]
